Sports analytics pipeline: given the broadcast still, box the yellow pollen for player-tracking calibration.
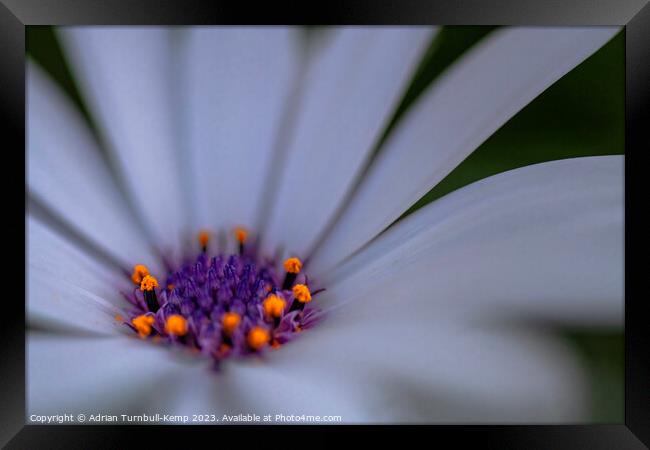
[283,257,302,274]
[140,275,159,292]
[131,314,155,338]
[131,264,149,285]
[292,284,312,303]
[263,294,286,318]
[167,283,175,291]
[165,314,188,336]
[247,326,270,350]
[234,227,248,244]
[198,230,210,247]
[221,312,241,335]
[114,314,124,322]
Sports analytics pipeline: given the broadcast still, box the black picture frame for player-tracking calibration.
[3,1,648,447]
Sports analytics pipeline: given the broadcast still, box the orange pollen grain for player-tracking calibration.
[165,314,188,336]
[263,294,286,318]
[247,326,270,350]
[131,264,149,285]
[131,314,155,338]
[217,343,232,356]
[221,312,241,335]
[198,230,210,247]
[167,283,175,291]
[234,227,248,244]
[292,284,312,303]
[114,314,124,322]
[283,257,302,274]
[140,275,159,292]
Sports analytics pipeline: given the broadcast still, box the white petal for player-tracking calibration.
[322,156,624,327]
[28,217,130,335]
[262,27,435,257]
[145,367,238,420]
[27,61,157,268]
[217,358,373,421]
[230,318,588,422]
[27,333,200,416]
[58,27,189,253]
[150,358,371,422]
[27,333,368,421]
[311,27,620,273]
[118,343,370,421]
[180,27,301,239]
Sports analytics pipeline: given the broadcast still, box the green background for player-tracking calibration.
[26,26,624,422]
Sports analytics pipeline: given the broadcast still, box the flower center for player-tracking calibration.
[119,228,323,364]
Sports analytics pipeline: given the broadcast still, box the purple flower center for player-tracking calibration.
[119,231,323,365]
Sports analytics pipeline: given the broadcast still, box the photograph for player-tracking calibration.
[24,25,625,425]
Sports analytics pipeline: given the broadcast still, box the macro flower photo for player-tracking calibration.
[26,25,624,424]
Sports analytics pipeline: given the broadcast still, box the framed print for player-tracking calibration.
[2,0,649,447]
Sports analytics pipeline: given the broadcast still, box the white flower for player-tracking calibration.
[27,26,623,423]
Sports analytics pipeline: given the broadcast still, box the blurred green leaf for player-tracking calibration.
[563,330,624,422]
[26,26,99,135]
